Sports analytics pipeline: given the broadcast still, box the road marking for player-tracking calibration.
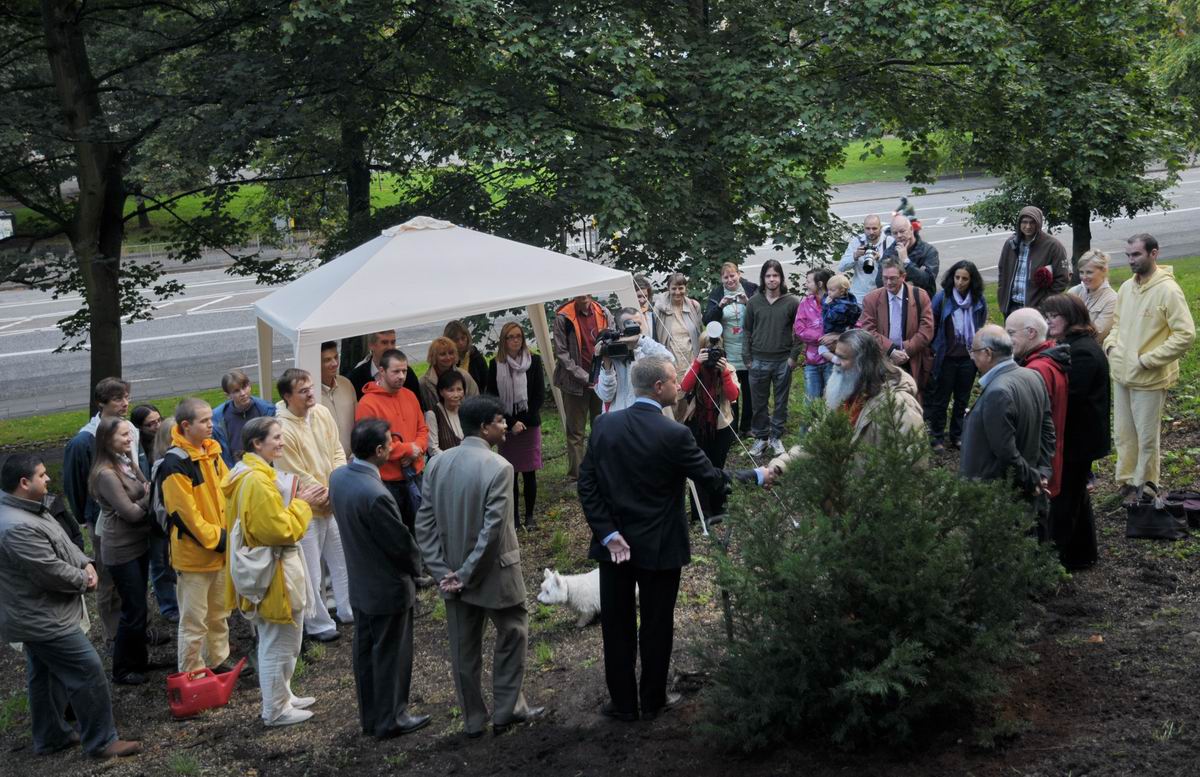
[404,340,432,348]
[0,325,255,359]
[936,217,947,225]
[0,317,32,331]
[931,204,1200,245]
[188,295,232,313]
[188,305,253,316]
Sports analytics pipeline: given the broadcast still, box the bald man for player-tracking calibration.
[879,214,939,298]
[1006,308,1070,501]
[838,215,894,300]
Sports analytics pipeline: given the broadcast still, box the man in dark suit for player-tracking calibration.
[329,418,430,739]
[415,395,545,738]
[345,330,425,409]
[960,324,1056,512]
[578,356,768,722]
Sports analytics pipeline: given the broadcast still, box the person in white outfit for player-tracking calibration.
[274,369,353,642]
[222,417,324,726]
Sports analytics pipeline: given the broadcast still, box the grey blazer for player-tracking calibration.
[329,459,422,614]
[415,437,526,609]
[959,360,1055,498]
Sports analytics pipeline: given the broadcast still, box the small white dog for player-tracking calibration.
[536,568,602,627]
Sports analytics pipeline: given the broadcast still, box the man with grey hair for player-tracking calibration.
[879,213,939,298]
[960,324,1055,509]
[1006,308,1070,501]
[838,214,894,300]
[578,356,768,723]
[594,307,673,413]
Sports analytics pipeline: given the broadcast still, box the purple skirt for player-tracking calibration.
[499,426,543,472]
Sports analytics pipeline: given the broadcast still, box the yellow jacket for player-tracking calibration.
[162,426,229,573]
[275,402,346,518]
[221,453,313,624]
[1104,265,1196,390]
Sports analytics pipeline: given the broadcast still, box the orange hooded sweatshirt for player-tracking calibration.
[355,382,428,482]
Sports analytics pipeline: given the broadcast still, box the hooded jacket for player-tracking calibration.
[1019,340,1071,499]
[1103,265,1196,390]
[275,401,346,518]
[552,299,610,395]
[996,206,1070,315]
[212,396,276,469]
[221,453,313,624]
[161,426,230,573]
[355,382,428,482]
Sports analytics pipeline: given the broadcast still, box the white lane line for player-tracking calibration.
[188,305,253,316]
[931,204,1200,245]
[936,217,947,225]
[187,295,232,313]
[0,317,32,331]
[404,340,431,348]
[0,325,255,359]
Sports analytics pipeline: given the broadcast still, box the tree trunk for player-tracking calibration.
[341,115,372,246]
[136,195,151,230]
[42,0,126,411]
[1068,190,1091,284]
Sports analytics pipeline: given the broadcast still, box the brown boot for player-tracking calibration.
[94,739,143,759]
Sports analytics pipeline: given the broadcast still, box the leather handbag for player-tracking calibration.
[1126,491,1189,540]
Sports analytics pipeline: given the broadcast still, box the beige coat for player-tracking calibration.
[1068,283,1118,343]
[319,374,357,458]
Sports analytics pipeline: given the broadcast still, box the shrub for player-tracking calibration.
[702,397,1060,751]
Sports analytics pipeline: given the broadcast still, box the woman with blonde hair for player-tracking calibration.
[420,336,479,410]
[487,322,546,528]
[221,417,323,727]
[702,261,757,433]
[654,271,705,420]
[1068,249,1118,342]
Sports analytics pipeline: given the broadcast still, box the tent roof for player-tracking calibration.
[254,218,636,343]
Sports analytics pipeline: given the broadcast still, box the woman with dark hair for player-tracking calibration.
[680,336,739,521]
[421,336,479,410]
[130,404,160,477]
[487,322,545,528]
[925,260,988,452]
[444,320,490,394]
[221,416,323,726]
[633,274,658,340]
[1041,293,1110,570]
[88,417,154,685]
[425,368,466,457]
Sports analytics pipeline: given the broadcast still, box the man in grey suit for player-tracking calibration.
[329,419,430,739]
[415,395,545,738]
[960,325,1056,511]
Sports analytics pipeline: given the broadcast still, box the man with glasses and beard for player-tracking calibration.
[767,329,925,476]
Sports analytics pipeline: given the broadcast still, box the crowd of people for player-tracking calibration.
[0,213,1195,757]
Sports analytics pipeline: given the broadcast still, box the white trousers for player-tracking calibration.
[257,613,303,723]
[298,516,353,634]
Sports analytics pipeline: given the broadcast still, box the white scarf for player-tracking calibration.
[951,288,976,348]
[496,349,532,416]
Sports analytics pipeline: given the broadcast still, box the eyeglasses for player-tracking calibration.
[504,333,524,341]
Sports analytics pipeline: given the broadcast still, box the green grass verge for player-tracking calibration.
[826,136,970,186]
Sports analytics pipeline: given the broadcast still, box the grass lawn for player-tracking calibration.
[826,135,969,186]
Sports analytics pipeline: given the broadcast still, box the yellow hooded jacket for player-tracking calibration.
[221,453,313,624]
[1104,265,1196,391]
[161,426,229,573]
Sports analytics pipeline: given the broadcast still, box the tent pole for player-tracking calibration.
[256,318,274,401]
[527,303,568,435]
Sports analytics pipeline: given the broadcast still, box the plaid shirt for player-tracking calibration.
[1011,240,1031,305]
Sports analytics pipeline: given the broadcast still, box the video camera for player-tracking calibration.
[597,320,642,360]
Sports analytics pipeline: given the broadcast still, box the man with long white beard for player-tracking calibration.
[767,329,925,474]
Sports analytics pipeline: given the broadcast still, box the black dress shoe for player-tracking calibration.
[376,713,431,738]
[144,658,175,671]
[640,692,682,721]
[493,706,546,735]
[112,672,147,686]
[599,702,638,722]
[144,627,171,646]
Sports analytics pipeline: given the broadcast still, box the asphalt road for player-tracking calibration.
[3,169,1200,419]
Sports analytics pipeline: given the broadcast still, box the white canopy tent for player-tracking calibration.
[252,217,640,423]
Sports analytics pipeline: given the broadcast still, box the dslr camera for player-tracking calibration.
[703,321,725,368]
[859,235,878,276]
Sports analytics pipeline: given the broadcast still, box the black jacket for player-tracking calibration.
[1060,331,1111,463]
[578,400,756,569]
[486,353,546,429]
[347,359,427,412]
[702,278,759,324]
[880,237,940,299]
[465,346,490,395]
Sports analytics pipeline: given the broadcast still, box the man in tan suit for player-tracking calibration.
[414,395,545,738]
[857,258,935,399]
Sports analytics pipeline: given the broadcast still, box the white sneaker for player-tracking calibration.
[266,707,313,727]
[748,439,768,458]
[769,438,785,456]
[289,695,316,710]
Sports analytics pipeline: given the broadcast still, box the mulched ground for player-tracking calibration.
[2,421,1199,776]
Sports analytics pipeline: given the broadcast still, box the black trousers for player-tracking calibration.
[599,561,681,715]
[106,552,150,680]
[1048,458,1099,570]
[687,425,734,520]
[731,369,753,434]
[382,479,418,536]
[924,354,977,443]
[352,608,415,737]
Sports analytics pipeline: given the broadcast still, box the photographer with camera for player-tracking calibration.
[680,322,740,521]
[838,215,893,301]
[594,308,673,414]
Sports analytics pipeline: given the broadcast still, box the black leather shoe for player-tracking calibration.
[600,702,638,722]
[144,627,171,646]
[112,672,147,686]
[493,706,546,735]
[640,692,682,721]
[377,713,431,738]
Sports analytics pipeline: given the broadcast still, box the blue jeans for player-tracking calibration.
[24,629,118,755]
[803,362,832,400]
[749,358,794,440]
[107,553,150,680]
[149,532,178,618]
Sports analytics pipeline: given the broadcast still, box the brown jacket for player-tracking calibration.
[552,299,610,396]
[858,283,935,397]
[996,205,1071,315]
